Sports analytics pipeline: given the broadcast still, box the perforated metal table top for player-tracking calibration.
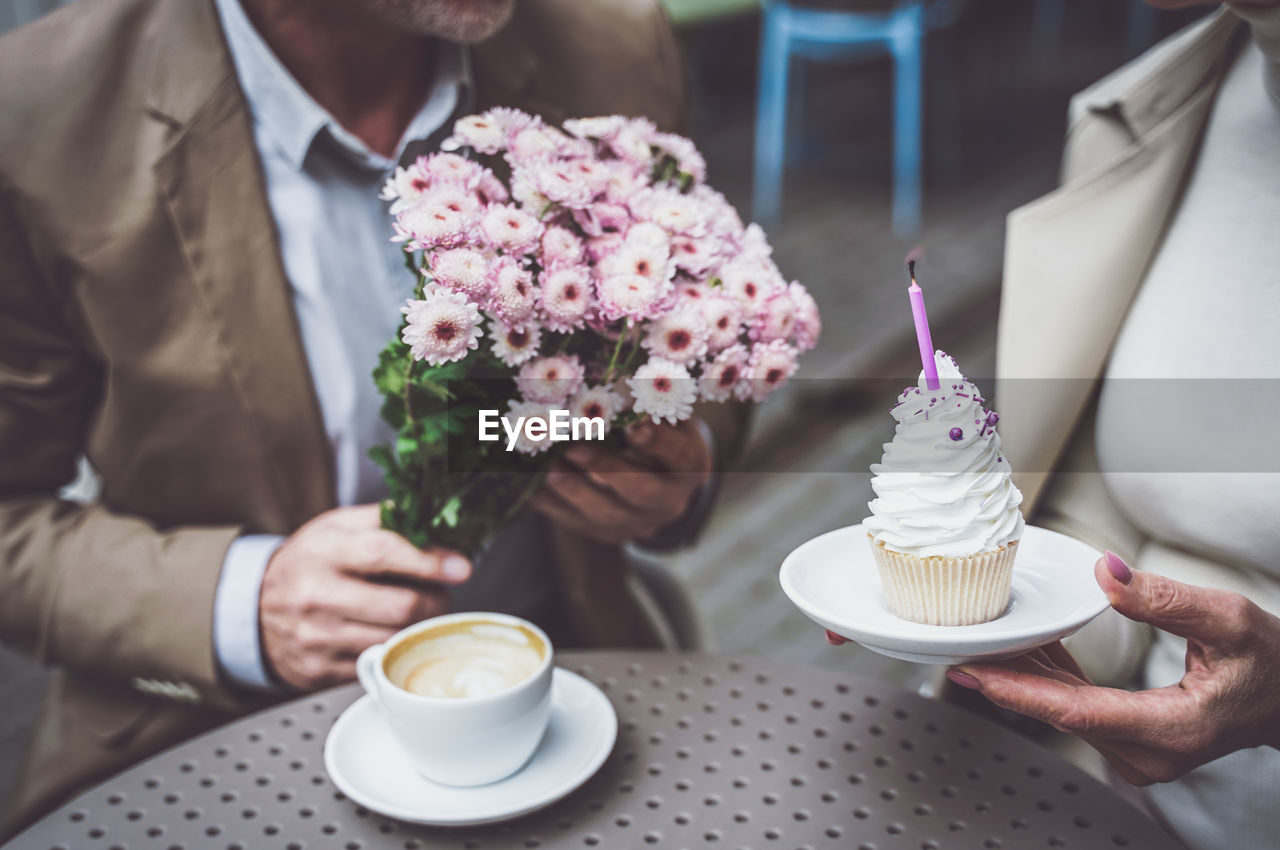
[6,652,1179,850]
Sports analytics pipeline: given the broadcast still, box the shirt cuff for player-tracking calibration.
[213,534,285,691]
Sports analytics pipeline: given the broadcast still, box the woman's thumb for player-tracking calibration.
[1094,552,1249,647]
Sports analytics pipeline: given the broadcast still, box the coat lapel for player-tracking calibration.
[146,0,335,529]
[997,10,1240,511]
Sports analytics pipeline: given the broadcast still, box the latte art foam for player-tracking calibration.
[385,622,544,699]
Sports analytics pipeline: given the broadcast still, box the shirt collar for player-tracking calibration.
[213,0,470,172]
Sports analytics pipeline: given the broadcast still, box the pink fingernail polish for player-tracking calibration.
[1104,550,1132,585]
[946,670,981,690]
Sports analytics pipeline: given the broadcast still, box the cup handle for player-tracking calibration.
[356,643,384,702]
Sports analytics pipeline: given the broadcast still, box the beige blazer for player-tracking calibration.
[997,10,1248,684]
[0,0,746,833]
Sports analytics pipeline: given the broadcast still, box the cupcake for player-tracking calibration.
[863,351,1024,625]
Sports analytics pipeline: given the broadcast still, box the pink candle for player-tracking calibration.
[907,261,940,391]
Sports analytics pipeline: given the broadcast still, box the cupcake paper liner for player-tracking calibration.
[868,536,1018,626]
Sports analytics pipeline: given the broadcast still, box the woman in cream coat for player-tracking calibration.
[947,3,1280,849]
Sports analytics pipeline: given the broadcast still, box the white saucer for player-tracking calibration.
[324,668,617,827]
[779,524,1110,665]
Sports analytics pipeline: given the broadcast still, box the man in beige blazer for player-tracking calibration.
[0,0,748,833]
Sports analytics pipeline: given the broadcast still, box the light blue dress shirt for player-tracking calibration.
[210,0,469,689]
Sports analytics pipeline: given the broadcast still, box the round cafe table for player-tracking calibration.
[5,652,1179,850]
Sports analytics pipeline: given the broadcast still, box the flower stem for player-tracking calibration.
[604,328,627,384]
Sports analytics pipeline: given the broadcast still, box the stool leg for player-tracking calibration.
[891,10,923,236]
[754,5,790,225]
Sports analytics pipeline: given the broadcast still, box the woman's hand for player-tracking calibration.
[945,552,1280,785]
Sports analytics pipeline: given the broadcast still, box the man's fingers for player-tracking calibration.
[543,467,651,530]
[326,578,451,627]
[1094,556,1255,648]
[329,503,383,529]
[625,419,711,475]
[561,448,669,512]
[338,529,471,585]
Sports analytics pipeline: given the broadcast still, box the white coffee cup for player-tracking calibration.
[356,611,554,787]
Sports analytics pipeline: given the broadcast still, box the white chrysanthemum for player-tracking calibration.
[481,203,543,255]
[510,124,563,161]
[510,167,551,215]
[599,241,673,293]
[564,116,626,140]
[532,158,607,209]
[505,399,555,455]
[487,259,537,324]
[568,384,626,435]
[517,354,586,404]
[539,266,593,331]
[720,258,783,313]
[628,358,697,425]
[450,109,527,154]
[380,163,432,212]
[489,320,542,367]
[699,344,749,402]
[701,292,743,351]
[596,273,661,323]
[750,288,798,344]
[603,160,649,204]
[609,118,657,165]
[625,221,671,252]
[744,340,799,402]
[400,291,483,365]
[428,247,491,301]
[541,225,585,268]
[643,311,708,365]
[635,187,707,237]
[669,234,718,277]
[789,281,821,351]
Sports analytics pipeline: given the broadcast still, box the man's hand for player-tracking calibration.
[259,504,471,691]
[943,553,1280,785]
[530,418,712,544]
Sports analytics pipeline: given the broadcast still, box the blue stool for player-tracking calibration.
[753,1,957,235]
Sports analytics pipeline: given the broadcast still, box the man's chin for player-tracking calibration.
[362,0,517,43]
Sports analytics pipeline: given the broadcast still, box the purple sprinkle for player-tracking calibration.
[914,409,923,415]
[997,457,1003,463]
[986,411,1000,426]
[955,392,970,399]
[949,427,963,441]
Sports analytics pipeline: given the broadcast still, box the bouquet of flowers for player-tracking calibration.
[372,109,820,554]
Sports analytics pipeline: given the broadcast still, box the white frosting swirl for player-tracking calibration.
[863,351,1024,557]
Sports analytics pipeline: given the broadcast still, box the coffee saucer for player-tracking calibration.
[779,524,1110,665]
[324,668,616,826]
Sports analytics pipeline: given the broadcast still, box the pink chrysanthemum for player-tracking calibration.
[488,320,542,367]
[789,281,822,351]
[421,152,483,187]
[428,247,491,301]
[480,203,543,256]
[701,292,743,352]
[625,221,670,251]
[539,266,593,332]
[699,344,749,402]
[400,291,483,366]
[572,202,632,237]
[530,159,604,209]
[643,311,708,365]
[750,288,798,344]
[510,124,564,161]
[586,232,626,263]
[474,170,510,205]
[541,225,585,268]
[744,340,799,402]
[719,259,783,314]
[517,354,586,404]
[597,273,661,323]
[603,160,649,204]
[394,186,479,250]
[510,168,550,214]
[568,384,626,434]
[487,258,537,324]
[669,234,718,278]
[505,399,555,455]
[628,358,697,424]
[677,282,707,301]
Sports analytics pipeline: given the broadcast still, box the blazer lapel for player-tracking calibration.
[997,10,1240,511]
[146,0,335,529]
